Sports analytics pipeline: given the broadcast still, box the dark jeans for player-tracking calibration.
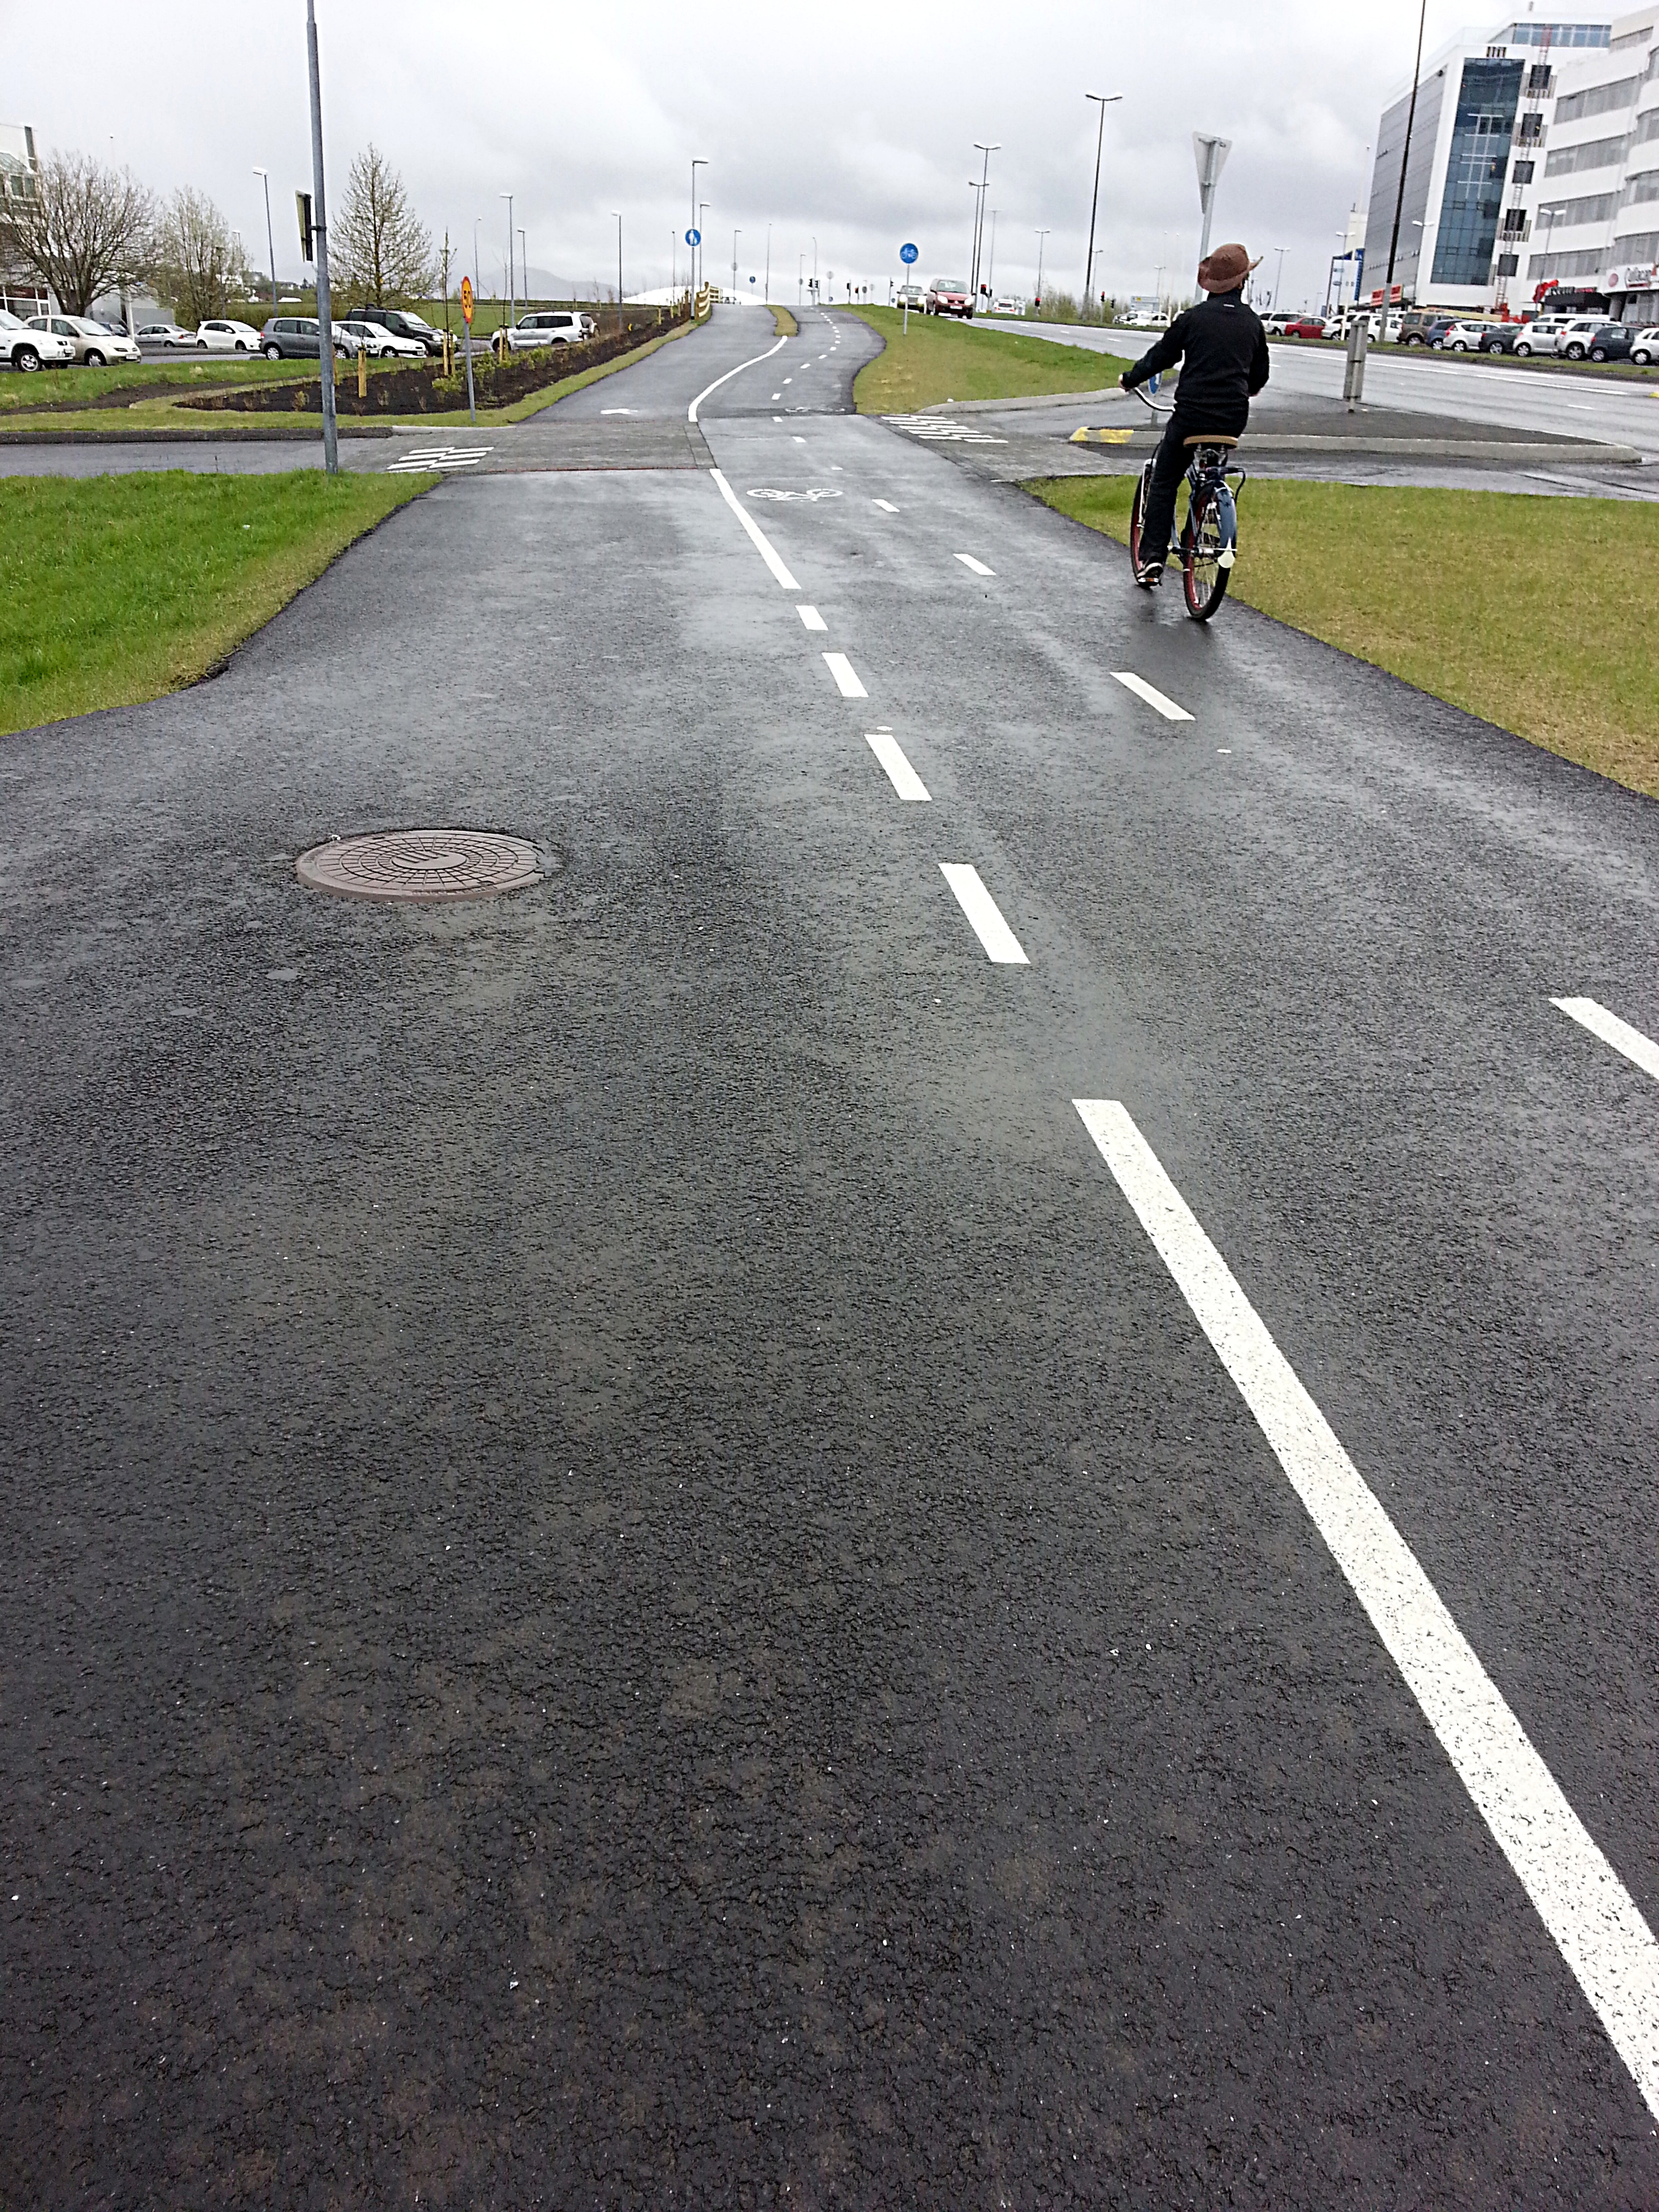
[1138,405,1248,571]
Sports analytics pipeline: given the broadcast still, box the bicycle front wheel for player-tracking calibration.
[1182,489,1231,621]
[1129,466,1149,571]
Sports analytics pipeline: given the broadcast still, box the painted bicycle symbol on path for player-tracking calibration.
[745,487,844,501]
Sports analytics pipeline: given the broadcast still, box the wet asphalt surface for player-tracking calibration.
[3,308,1658,2207]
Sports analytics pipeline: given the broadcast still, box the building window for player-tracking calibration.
[1536,190,1621,226]
[1622,169,1659,205]
[1511,158,1536,183]
[1517,110,1545,143]
[1528,245,1614,278]
[1608,21,1654,49]
[1612,226,1659,257]
[1495,251,1521,274]
[1501,206,1529,236]
[1433,57,1524,285]
[1526,63,1555,94]
[1553,74,1641,123]
[1544,133,1630,174]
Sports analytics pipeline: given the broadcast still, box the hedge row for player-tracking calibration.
[178,308,691,417]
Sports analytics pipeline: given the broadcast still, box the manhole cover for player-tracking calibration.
[295,828,544,903]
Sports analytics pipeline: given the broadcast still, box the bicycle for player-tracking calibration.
[1126,378,1246,621]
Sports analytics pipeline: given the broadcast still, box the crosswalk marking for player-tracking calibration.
[388,445,492,474]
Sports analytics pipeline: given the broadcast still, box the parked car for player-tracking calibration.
[0,307,74,370]
[1399,316,1454,348]
[1584,321,1632,362]
[1438,319,1497,352]
[343,305,446,356]
[335,319,424,358]
[503,310,586,350]
[1282,315,1330,340]
[24,313,140,366]
[1475,323,1521,353]
[136,321,193,350]
[1511,315,1572,356]
[192,319,262,352]
[1630,325,1659,365]
[260,314,336,360]
[926,276,972,319]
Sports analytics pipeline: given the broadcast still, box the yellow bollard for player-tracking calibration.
[357,343,367,401]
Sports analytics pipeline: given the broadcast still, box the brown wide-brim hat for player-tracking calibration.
[1197,242,1260,293]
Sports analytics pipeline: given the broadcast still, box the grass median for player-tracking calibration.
[840,305,1130,413]
[0,468,434,737]
[1028,474,1659,798]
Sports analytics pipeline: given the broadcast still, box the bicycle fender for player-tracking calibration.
[1213,483,1238,569]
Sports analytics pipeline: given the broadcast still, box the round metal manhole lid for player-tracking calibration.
[295,828,544,903]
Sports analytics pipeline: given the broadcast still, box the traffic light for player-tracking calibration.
[295,191,314,264]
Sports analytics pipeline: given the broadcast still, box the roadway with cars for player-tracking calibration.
[3,304,1658,2208]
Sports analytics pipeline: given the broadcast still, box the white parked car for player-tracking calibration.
[334,320,424,359]
[138,322,193,349]
[992,294,1023,314]
[1631,325,1659,365]
[503,310,586,350]
[26,313,141,366]
[192,319,262,353]
[1512,315,1572,356]
[0,307,74,369]
[1438,319,1496,352]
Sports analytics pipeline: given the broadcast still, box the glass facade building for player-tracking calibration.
[1433,59,1525,283]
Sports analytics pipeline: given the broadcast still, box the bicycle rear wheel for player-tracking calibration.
[1182,489,1231,621]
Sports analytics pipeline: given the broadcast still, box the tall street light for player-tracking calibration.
[501,192,514,327]
[691,159,707,296]
[732,228,741,302]
[764,222,771,304]
[1084,93,1123,312]
[700,203,710,300]
[614,212,623,323]
[1384,0,1429,305]
[970,142,999,306]
[1273,243,1287,310]
[304,0,336,474]
[518,227,527,309]
[251,166,276,310]
[798,251,804,307]
[1034,226,1050,310]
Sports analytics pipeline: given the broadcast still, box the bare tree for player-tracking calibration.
[0,148,154,316]
[150,187,248,329]
[333,146,434,305]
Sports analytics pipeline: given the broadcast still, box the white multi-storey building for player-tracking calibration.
[1364,12,1659,321]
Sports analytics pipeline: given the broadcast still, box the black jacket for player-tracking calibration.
[1124,289,1270,426]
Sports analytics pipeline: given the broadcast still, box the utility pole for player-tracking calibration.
[304,0,337,474]
[691,159,706,298]
[1035,226,1049,310]
[970,142,999,306]
[1384,0,1429,304]
[985,209,998,306]
[700,203,710,302]
[764,223,771,304]
[614,212,623,324]
[501,192,514,329]
[253,167,276,310]
[732,228,740,302]
[1083,92,1122,310]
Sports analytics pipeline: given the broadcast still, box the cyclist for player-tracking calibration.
[1119,242,1269,588]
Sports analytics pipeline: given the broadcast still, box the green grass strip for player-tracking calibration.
[838,304,1130,415]
[1027,473,1659,799]
[0,468,434,737]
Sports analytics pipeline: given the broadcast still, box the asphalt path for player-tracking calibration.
[980,317,1659,460]
[3,305,1657,2207]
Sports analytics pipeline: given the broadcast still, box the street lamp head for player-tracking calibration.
[251,165,267,178]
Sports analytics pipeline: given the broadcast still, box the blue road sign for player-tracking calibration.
[686,227,701,246]
[899,242,919,265]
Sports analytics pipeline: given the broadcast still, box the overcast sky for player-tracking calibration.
[16,1,1488,310]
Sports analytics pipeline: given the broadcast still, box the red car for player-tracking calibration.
[926,276,972,319]
[1283,315,1330,340]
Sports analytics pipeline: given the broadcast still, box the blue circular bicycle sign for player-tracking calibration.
[686,227,701,246]
[900,242,919,264]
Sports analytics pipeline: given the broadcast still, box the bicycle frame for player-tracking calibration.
[1132,380,1246,567]
[1126,377,1247,619]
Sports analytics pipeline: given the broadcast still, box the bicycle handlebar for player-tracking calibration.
[1129,375,1172,416]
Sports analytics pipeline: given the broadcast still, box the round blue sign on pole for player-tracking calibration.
[686,227,701,246]
[899,242,919,265]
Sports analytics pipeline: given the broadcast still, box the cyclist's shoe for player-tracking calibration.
[1134,560,1164,589]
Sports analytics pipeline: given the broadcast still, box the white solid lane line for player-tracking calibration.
[797,605,828,632]
[939,863,1028,964]
[1113,670,1194,722]
[873,499,900,513]
[1074,1097,1659,2127]
[866,732,930,801]
[956,553,996,577]
[1551,996,1659,1082]
[687,332,789,423]
[709,469,801,592]
[822,652,867,699]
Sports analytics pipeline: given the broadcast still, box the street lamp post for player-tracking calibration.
[252,167,277,310]
[518,226,527,310]
[501,192,514,331]
[970,142,999,308]
[304,0,336,474]
[614,213,623,325]
[764,222,771,304]
[691,160,706,298]
[798,252,804,307]
[732,228,740,302]
[1035,227,1049,310]
[985,209,998,306]
[1384,0,1429,305]
[1083,92,1122,314]
[1273,244,1287,311]
[699,203,710,302]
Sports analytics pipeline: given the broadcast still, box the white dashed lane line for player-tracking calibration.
[822,652,868,699]
[797,605,827,632]
[1551,996,1659,1081]
[1113,670,1193,722]
[956,553,996,577]
[710,468,800,591]
[866,731,930,801]
[1074,1096,1659,2128]
[939,864,1028,964]
[873,499,899,513]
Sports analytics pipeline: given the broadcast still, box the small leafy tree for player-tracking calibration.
[333,145,434,305]
[150,186,245,327]
[0,148,155,316]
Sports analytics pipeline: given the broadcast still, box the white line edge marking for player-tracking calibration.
[866,733,930,801]
[796,605,827,632]
[874,499,899,512]
[821,652,867,699]
[1073,1097,1659,2125]
[956,552,996,576]
[688,333,788,423]
[709,469,800,592]
[1551,996,1659,1083]
[939,863,1027,964]
[1113,670,1193,722]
